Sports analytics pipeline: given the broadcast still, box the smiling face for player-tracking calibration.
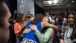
[68,14,74,25]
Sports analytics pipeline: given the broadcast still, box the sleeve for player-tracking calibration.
[14,23,21,36]
[35,28,53,43]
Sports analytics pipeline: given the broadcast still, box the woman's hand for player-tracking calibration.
[30,25,38,32]
[23,29,31,34]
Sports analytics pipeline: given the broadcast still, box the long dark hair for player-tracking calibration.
[42,16,51,33]
[31,14,44,24]
[16,13,24,23]
[66,11,76,40]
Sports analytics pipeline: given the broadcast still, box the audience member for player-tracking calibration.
[51,14,56,24]
[14,13,31,42]
[54,12,67,43]
[60,12,76,43]
[45,12,52,23]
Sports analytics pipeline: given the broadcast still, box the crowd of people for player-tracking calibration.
[0,0,76,43]
[13,11,76,43]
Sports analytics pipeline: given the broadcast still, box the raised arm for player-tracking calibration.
[42,22,58,30]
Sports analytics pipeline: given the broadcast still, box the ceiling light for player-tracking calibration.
[43,0,63,4]
[54,0,58,4]
[48,1,53,4]
[72,1,74,2]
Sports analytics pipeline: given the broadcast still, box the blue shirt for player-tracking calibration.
[23,21,42,43]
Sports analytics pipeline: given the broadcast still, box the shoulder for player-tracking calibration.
[48,28,53,30]
[47,28,53,32]
[46,28,53,32]
[43,28,54,35]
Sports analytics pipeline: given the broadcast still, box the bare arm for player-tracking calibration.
[42,22,58,30]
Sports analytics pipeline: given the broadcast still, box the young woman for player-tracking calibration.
[21,14,58,43]
[14,13,31,41]
[30,16,53,43]
[60,12,76,43]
